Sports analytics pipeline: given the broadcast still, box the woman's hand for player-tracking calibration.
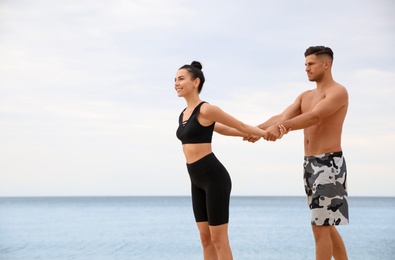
[278,124,290,139]
[243,135,261,143]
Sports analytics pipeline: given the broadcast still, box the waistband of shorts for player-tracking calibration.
[304,151,343,160]
[186,153,218,173]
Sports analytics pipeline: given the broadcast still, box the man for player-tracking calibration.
[256,46,349,260]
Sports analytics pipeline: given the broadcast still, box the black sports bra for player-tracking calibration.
[176,102,215,144]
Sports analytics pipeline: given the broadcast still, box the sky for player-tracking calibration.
[1,0,394,197]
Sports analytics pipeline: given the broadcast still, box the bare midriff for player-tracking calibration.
[303,119,344,156]
[182,143,212,164]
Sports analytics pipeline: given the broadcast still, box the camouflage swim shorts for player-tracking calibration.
[303,151,349,226]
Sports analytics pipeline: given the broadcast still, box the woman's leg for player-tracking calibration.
[209,223,233,260]
[197,221,218,260]
[203,157,232,259]
[189,154,232,260]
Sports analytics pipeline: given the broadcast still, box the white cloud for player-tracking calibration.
[0,0,394,197]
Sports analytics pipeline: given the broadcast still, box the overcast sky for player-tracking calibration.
[1,0,394,197]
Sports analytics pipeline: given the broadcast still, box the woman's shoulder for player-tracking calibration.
[199,101,222,115]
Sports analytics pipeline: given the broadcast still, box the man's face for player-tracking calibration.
[304,54,325,82]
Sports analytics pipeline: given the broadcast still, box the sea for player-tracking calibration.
[0,196,394,260]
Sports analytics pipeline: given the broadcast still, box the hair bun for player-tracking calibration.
[191,61,202,70]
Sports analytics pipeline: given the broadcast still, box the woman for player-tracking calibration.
[175,61,270,260]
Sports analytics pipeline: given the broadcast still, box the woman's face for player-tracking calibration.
[174,69,198,97]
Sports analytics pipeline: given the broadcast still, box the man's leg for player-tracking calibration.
[312,225,332,260]
[312,225,348,260]
[330,226,348,260]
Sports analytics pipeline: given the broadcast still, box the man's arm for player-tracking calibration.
[282,86,347,130]
[257,114,282,130]
[248,97,303,143]
[257,93,304,129]
[266,86,348,141]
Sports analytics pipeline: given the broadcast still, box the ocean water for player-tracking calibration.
[0,196,394,260]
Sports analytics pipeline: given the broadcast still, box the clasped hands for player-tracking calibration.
[244,124,289,143]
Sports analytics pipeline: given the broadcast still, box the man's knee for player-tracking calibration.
[312,225,331,241]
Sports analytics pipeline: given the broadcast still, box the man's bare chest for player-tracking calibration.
[301,91,326,112]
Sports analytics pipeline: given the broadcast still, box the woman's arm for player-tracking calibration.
[199,103,267,138]
[214,123,250,137]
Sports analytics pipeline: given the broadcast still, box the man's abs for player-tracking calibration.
[304,127,342,156]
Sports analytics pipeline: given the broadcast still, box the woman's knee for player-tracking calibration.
[197,223,213,247]
[199,232,213,247]
[209,224,230,248]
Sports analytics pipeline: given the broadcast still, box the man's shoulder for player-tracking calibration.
[330,83,348,97]
[327,80,345,90]
[299,89,315,97]
[297,89,316,100]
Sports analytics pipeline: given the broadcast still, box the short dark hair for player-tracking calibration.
[304,46,334,61]
[179,61,205,94]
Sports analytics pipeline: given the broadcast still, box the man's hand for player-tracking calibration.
[264,124,281,141]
